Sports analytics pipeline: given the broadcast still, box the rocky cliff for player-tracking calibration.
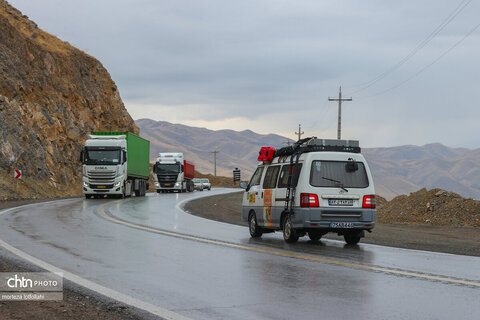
[0,1,138,199]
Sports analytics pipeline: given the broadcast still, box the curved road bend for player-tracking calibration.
[0,189,479,319]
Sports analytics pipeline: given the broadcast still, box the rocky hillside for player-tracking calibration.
[377,188,480,227]
[0,1,137,199]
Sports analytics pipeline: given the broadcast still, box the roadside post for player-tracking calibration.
[14,169,22,196]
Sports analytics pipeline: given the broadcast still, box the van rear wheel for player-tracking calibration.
[282,214,298,243]
[308,231,323,241]
[248,212,263,238]
[344,232,361,245]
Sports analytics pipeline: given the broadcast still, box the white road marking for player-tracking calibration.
[0,201,191,320]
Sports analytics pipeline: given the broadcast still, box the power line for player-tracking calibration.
[367,20,480,98]
[350,0,473,95]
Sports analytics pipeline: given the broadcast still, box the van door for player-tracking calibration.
[244,166,265,221]
[273,163,303,227]
[261,165,280,228]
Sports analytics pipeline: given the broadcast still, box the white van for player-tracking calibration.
[241,138,376,244]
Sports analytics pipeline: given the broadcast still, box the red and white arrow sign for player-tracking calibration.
[14,169,22,179]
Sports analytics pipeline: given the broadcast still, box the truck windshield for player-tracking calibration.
[84,149,121,165]
[155,163,180,174]
[310,161,369,188]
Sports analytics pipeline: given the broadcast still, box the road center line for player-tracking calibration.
[98,200,480,288]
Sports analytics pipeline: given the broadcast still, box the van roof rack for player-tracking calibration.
[275,137,360,158]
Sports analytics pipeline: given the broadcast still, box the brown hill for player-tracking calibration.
[136,118,291,178]
[0,1,137,199]
[363,144,480,200]
[137,119,480,200]
[195,171,237,188]
[377,188,480,227]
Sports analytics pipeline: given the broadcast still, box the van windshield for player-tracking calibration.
[310,161,368,188]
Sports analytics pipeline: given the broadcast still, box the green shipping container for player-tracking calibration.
[91,131,150,180]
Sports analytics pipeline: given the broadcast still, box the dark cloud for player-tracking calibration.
[9,0,480,147]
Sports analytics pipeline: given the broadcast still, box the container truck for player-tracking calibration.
[80,132,150,199]
[153,153,195,193]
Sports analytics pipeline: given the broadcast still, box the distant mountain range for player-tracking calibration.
[136,119,480,200]
[136,118,291,179]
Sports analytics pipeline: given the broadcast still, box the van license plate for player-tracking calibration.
[329,199,353,206]
[97,186,106,189]
[165,184,171,187]
[330,222,354,228]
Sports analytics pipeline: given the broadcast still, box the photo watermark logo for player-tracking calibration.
[0,272,63,301]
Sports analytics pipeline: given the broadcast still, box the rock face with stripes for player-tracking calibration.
[0,1,138,199]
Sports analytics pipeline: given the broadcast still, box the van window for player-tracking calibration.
[310,161,368,188]
[262,166,280,189]
[277,164,302,188]
[248,166,264,187]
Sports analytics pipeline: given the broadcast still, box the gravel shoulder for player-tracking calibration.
[184,192,480,257]
[0,198,154,320]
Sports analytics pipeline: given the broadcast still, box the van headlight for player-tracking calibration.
[83,181,89,188]
[114,181,122,188]
[175,183,181,187]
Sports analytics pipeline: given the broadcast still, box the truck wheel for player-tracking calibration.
[344,232,361,245]
[282,214,299,243]
[248,212,263,238]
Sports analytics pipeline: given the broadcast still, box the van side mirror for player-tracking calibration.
[240,181,248,189]
[153,163,157,173]
[80,150,85,163]
[123,150,127,164]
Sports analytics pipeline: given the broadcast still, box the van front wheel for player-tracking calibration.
[282,214,299,243]
[248,212,263,238]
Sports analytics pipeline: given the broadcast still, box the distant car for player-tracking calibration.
[192,178,204,191]
[201,178,211,190]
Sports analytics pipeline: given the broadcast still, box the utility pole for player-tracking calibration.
[295,124,304,141]
[328,86,352,139]
[209,150,219,176]
[283,140,293,146]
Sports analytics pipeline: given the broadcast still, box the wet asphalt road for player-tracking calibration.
[0,189,479,319]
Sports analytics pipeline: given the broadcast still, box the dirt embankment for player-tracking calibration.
[378,188,480,227]
[184,189,480,257]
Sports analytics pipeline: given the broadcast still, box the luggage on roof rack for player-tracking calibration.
[258,146,275,162]
[274,137,360,157]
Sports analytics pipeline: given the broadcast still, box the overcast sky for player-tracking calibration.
[9,0,480,148]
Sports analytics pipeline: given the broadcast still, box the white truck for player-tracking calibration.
[80,132,150,199]
[153,153,195,193]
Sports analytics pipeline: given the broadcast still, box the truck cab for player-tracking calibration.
[153,153,194,193]
[80,132,149,199]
